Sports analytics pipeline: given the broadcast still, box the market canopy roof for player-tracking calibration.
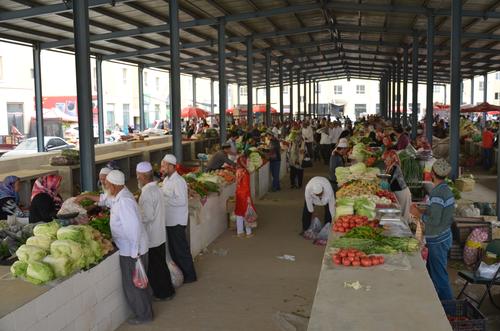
[460,102,500,113]
[3,1,500,86]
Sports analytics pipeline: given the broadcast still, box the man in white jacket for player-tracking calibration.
[161,154,197,283]
[137,162,175,300]
[301,176,336,234]
[302,121,314,163]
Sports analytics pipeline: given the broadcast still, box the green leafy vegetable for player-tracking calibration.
[16,244,48,263]
[42,255,73,278]
[26,261,54,285]
[25,235,53,251]
[33,221,60,239]
[50,240,83,266]
[56,226,85,243]
[10,261,28,278]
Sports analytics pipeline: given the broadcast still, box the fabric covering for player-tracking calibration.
[31,175,62,207]
[0,176,19,200]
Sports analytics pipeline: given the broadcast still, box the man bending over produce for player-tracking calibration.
[410,158,454,301]
[205,143,237,171]
[301,176,336,235]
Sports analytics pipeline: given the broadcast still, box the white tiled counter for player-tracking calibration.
[0,252,130,331]
[257,162,270,199]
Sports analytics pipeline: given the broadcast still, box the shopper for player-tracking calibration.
[302,121,314,162]
[329,121,343,149]
[410,159,455,301]
[205,143,237,171]
[161,154,197,283]
[106,170,152,325]
[0,176,23,219]
[266,131,281,192]
[301,176,335,234]
[136,162,176,301]
[234,156,257,238]
[482,125,495,170]
[288,130,306,189]
[317,125,332,165]
[395,126,410,150]
[29,175,63,223]
[383,150,412,224]
[225,131,239,161]
[329,138,349,192]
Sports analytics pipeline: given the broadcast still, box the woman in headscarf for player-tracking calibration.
[234,156,257,238]
[29,175,63,223]
[0,176,23,219]
[288,130,306,189]
[383,150,412,224]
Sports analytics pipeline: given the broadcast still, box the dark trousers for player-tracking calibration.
[483,148,493,170]
[119,254,153,321]
[147,243,175,299]
[320,144,331,165]
[270,160,281,191]
[305,142,314,162]
[166,225,197,283]
[301,201,332,232]
[290,166,304,188]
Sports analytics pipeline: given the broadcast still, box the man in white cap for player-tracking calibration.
[161,154,197,283]
[75,166,113,207]
[329,138,349,192]
[136,161,175,301]
[106,170,152,325]
[301,176,336,235]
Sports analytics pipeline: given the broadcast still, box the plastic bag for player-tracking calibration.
[477,261,500,279]
[313,223,331,245]
[165,246,184,288]
[303,217,322,240]
[463,228,489,266]
[132,258,149,289]
[244,198,258,224]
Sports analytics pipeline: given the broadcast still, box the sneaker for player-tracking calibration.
[127,318,152,325]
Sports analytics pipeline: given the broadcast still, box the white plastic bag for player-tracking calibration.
[477,261,500,279]
[132,258,149,289]
[165,246,184,288]
[303,217,322,240]
[313,223,331,245]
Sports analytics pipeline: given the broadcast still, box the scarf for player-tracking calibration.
[383,150,401,173]
[31,175,63,207]
[0,176,19,201]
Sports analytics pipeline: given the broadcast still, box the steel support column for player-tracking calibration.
[470,77,474,105]
[313,80,317,118]
[388,71,392,120]
[449,0,462,180]
[96,56,105,144]
[411,32,419,140]
[303,74,307,118]
[497,129,500,221]
[403,48,409,127]
[218,18,227,143]
[483,73,488,128]
[396,60,401,125]
[236,83,240,106]
[289,67,294,120]
[278,58,284,123]
[33,45,44,153]
[297,71,301,119]
[308,78,312,117]
[169,0,182,161]
[192,75,197,107]
[392,68,396,122]
[246,37,253,127]
[210,78,214,114]
[138,66,146,131]
[73,0,96,191]
[426,15,434,145]
[265,51,271,127]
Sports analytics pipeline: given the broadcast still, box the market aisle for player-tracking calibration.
[117,164,329,331]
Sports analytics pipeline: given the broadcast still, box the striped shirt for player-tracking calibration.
[422,182,455,237]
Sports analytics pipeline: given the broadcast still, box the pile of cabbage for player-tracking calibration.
[335,163,380,186]
[247,150,263,172]
[349,143,371,162]
[336,196,377,220]
[11,221,105,285]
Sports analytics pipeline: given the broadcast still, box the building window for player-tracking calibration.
[354,104,367,118]
[496,72,500,80]
[433,85,441,93]
[122,104,130,128]
[356,85,365,94]
[375,104,380,114]
[122,68,127,85]
[106,103,115,129]
[334,85,342,95]
[155,77,160,91]
[479,81,484,91]
[144,71,148,87]
[154,104,160,122]
[495,92,500,100]
[240,86,247,97]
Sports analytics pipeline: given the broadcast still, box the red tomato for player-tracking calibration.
[355,251,363,257]
[371,256,380,265]
[333,257,342,265]
[348,256,355,262]
[339,251,347,258]
[342,258,351,266]
[347,252,356,258]
[378,256,385,264]
[352,260,361,267]
[361,258,372,267]
[338,226,345,232]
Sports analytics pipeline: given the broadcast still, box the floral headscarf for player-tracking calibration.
[31,175,63,207]
[383,150,401,173]
[0,176,19,200]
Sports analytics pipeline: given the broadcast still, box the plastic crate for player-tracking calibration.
[441,299,486,331]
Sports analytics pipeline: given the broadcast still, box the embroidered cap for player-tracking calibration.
[432,158,452,177]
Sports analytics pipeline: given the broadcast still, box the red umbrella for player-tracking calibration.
[181,106,208,118]
[253,104,277,113]
[460,102,500,113]
[488,110,500,115]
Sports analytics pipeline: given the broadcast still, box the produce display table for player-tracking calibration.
[0,251,129,331]
[308,235,452,331]
[257,162,270,199]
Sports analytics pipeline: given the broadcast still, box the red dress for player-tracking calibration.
[234,167,255,217]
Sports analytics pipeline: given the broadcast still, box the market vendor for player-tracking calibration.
[0,176,23,219]
[265,130,281,192]
[106,170,152,324]
[301,176,336,235]
[225,131,239,161]
[410,159,454,301]
[161,154,197,283]
[383,150,412,224]
[329,138,349,193]
[136,162,176,301]
[394,126,410,150]
[29,175,63,223]
[205,143,237,171]
[75,166,113,208]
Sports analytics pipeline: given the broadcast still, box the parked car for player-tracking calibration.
[65,124,117,144]
[0,137,75,159]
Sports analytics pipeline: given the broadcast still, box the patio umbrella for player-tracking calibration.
[460,102,500,113]
[253,104,277,113]
[181,106,209,118]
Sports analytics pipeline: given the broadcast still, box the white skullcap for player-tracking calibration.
[99,167,112,176]
[311,183,323,195]
[106,170,125,186]
[337,138,349,149]
[162,154,177,165]
[136,161,152,173]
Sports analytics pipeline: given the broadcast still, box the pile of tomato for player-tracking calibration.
[332,248,385,267]
[376,190,397,203]
[332,215,379,233]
